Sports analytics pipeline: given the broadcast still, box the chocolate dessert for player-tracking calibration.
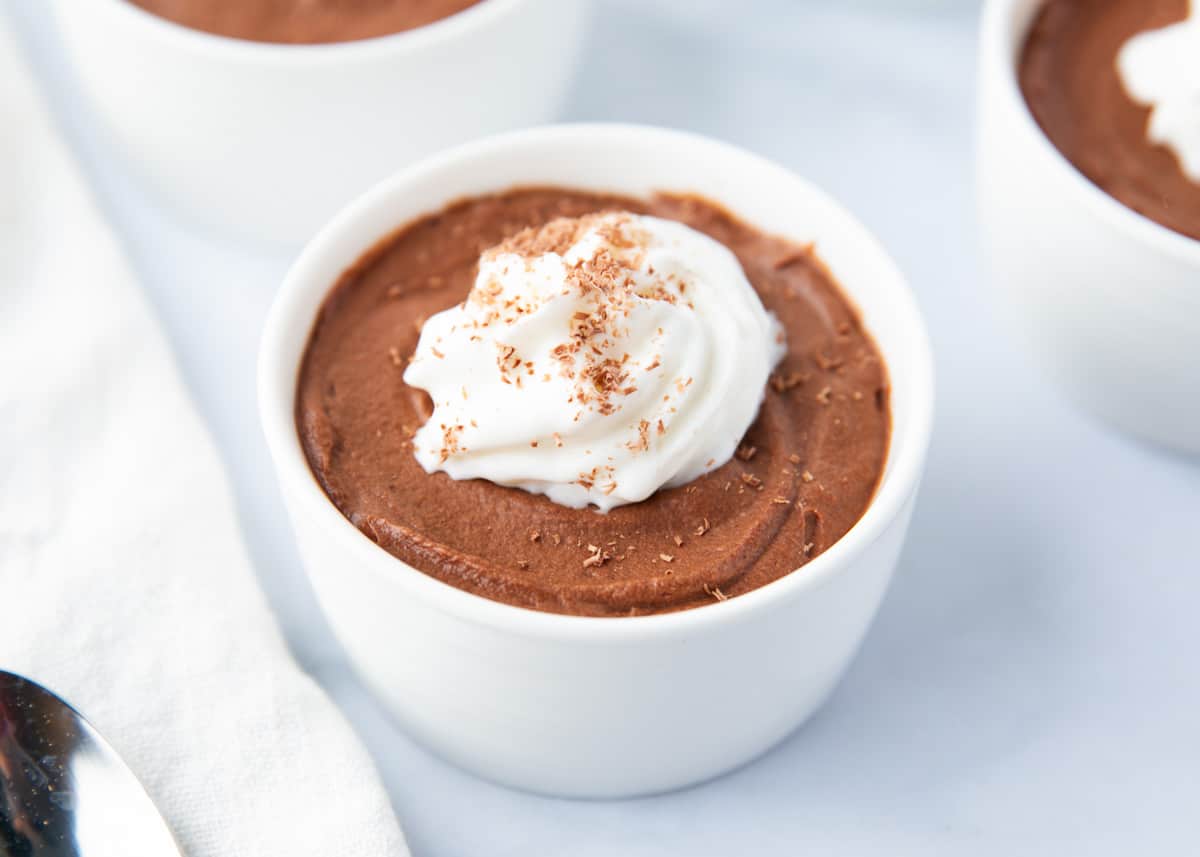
[127,0,484,44]
[1019,0,1200,241]
[296,189,890,617]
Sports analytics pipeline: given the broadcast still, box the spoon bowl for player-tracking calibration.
[0,670,181,856]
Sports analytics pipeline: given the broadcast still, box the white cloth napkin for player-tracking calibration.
[0,18,408,857]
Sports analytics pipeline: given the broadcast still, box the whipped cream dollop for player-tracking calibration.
[403,212,785,511]
[1117,4,1200,182]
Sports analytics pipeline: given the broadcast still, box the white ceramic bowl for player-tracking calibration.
[51,0,587,245]
[978,0,1200,455]
[259,124,935,797]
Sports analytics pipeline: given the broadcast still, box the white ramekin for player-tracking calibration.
[50,0,587,245]
[978,0,1200,455]
[259,124,935,797]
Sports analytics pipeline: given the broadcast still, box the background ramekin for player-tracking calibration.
[50,0,587,245]
[259,124,935,797]
[978,0,1200,455]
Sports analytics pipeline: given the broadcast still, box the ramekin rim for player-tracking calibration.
[91,0,522,63]
[981,0,1200,266]
[258,123,935,642]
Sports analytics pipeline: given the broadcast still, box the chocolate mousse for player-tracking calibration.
[296,189,891,617]
[127,0,485,44]
[1019,0,1200,241]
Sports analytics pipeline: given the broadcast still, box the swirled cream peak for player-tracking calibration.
[403,212,785,511]
[1117,4,1200,182]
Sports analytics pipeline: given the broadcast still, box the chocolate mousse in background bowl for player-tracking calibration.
[978,0,1200,455]
[259,124,934,797]
[49,0,587,244]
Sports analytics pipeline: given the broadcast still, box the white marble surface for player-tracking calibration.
[8,1,1200,853]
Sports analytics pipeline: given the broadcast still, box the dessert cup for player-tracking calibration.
[50,0,587,244]
[978,0,1200,455]
[260,124,935,797]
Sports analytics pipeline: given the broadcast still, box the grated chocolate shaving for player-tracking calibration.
[703,583,729,602]
[582,544,611,569]
[770,371,808,393]
[814,351,844,372]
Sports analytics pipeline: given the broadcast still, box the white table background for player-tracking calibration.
[9,1,1200,853]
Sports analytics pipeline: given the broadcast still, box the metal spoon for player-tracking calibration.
[0,670,181,856]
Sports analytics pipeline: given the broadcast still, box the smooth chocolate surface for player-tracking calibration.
[296,189,891,616]
[1019,0,1200,241]
[128,0,484,44]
